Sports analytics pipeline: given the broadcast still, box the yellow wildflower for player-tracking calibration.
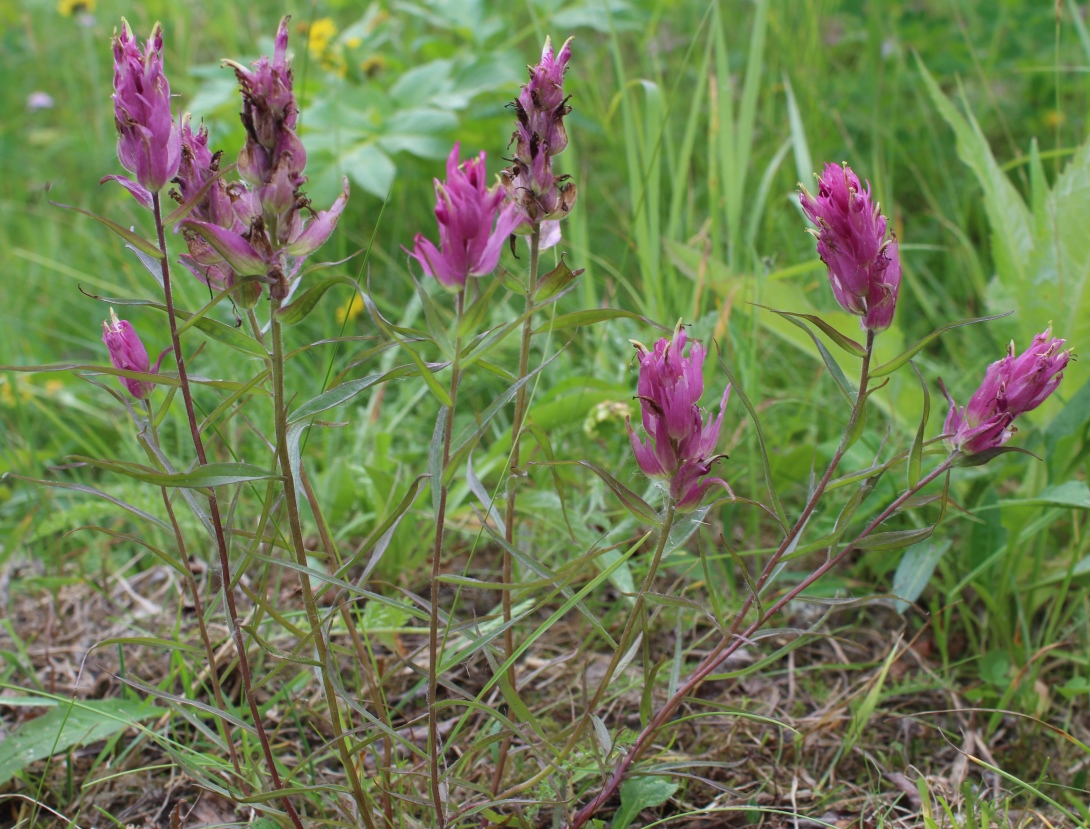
[346,36,362,49]
[336,294,363,324]
[58,0,94,15]
[307,18,338,56]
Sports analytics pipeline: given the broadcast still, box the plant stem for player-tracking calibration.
[151,193,303,829]
[428,290,464,829]
[493,224,541,790]
[269,305,375,829]
[567,329,877,828]
[495,501,677,802]
[568,465,955,829]
[142,400,243,785]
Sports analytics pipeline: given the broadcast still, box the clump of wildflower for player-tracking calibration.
[182,17,348,301]
[799,163,901,332]
[102,310,157,400]
[627,323,733,510]
[409,143,520,291]
[942,327,1073,456]
[108,20,180,203]
[501,36,577,249]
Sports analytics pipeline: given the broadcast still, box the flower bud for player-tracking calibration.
[102,309,155,400]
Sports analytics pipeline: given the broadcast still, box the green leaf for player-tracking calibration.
[854,527,934,552]
[275,275,357,326]
[892,539,952,614]
[69,457,280,488]
[533,258,581,303]
[457,277,504,339]
[0,698,164,786]
[537,460,659,525]
[908,361,930,489]
[532,308,659,334]
[0,362,179,389]
[753,304,866,357]
[870,312,1011,378]
[768,309,856,404]
[952,446,1040,468]
[1000,480,1090,510]
[50,201,162,257]
[288,364,418,423]
[612,777,680,829]
[717,358,786,526]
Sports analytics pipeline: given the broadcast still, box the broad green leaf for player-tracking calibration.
[0,698,164,786]
[892,539,952,614]
[917,59,1031,287]
[1000,480,1090,510]
[612,776,679,829]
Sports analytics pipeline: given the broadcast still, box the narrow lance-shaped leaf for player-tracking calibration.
[716,355,787,526]
[752,304,866,357]
[870,312,1012,378]
[771,311,856,404]
[908,360,930,489]
[68,457,282,488]
[50,201,162,257]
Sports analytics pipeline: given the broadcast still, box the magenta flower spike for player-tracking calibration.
[110,20,181,198]
[501,36,577,247]
[409,143,520,291]
[799,163,901,332]
[179,17,349,303]
[626,323,733,510]
[102,310,155,400]
[942,327,1072,456]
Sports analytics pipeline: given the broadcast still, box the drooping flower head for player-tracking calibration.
[501,36,577,248]
[110,20,181,198]
[102,309,155,400]
[409,143,520,291]
[799,163,901,332]
[626,323,733,510]
[942,327,1072,456]
[181,17,349,302]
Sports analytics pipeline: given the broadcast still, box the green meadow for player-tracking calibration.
[1,0,1088,826]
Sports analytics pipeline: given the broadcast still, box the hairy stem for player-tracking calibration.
[269,306,376,829]
[428,290,464,829]
[569,458,953,828]
[151,193,303,829]
[141,400,242,785]
[496,501,677,802]
[493,224,541,790]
